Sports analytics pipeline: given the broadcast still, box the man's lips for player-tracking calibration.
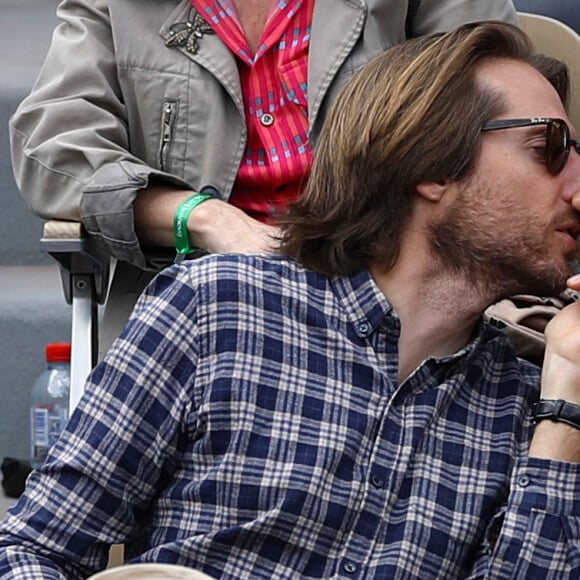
[556,222,580,253]
[556,216,580,238]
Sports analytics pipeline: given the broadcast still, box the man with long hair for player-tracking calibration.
[3,21,580,578]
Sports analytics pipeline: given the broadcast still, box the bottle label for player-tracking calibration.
[31,405,68,464]
[33,408,50,447]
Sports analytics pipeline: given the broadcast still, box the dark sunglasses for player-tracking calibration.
[481,117,580,175]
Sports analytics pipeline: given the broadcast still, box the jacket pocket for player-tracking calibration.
[159,99,179,173]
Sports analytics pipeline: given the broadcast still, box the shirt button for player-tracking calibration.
[518,475,530,487]
[357,322,370,335]
[371,474,384,489]
[343,561,358,574]
[260,113,275,127]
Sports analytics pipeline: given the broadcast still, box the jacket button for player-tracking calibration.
[343,561,358,574]
[260,113,275,126]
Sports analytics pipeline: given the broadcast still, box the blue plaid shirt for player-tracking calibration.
[2,255,580,579]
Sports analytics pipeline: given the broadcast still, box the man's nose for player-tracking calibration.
[563,143,580,206]
[570,144,580,177]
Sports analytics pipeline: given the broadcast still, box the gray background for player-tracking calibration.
[0,0,70,464]
[513,0,580,32]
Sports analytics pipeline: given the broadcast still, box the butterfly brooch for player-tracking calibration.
[165,8,215,55]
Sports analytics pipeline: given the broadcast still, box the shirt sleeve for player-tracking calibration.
[410,0,519,36]
[0,264,199,578]
[9,0,193,269]
[467,457,580,578]
[470,360,580,576]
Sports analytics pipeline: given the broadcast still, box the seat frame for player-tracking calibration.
[41,221,109,412]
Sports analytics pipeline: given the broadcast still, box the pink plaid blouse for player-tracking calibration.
[193,0,314,222]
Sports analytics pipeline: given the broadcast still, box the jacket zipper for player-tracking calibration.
[159,100,178,172]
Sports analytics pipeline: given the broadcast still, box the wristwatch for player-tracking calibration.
[533,399,580,429]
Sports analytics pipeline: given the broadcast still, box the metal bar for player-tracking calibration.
[69,274,98,413]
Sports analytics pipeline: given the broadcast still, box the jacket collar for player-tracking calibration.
[159,0,367,126]
[159,0,244,116]
[308,0,366,127]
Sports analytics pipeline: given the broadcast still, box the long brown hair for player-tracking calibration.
[279,21,569,275]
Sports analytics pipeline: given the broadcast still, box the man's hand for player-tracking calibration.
[529,275,580,462]
[540,277,580,404]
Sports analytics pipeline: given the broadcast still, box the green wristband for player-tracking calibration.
[173,192,214,256]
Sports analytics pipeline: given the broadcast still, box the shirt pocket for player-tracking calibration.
[278,60,309,111]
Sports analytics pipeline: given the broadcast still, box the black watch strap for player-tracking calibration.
[533,399,580,430]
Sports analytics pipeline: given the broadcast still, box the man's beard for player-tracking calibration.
[426,184,577,303]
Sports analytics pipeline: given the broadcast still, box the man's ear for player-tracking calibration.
[415,180,450,202]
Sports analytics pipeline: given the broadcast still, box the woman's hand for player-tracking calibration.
[189,198,281,254]
[134,185,281,254]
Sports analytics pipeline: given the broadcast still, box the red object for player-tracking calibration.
[45,343,71,363]
[193,0,314,222]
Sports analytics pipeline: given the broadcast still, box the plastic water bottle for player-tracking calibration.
[30,343,71,468]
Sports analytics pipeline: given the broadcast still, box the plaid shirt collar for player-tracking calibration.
[330,267,484,363]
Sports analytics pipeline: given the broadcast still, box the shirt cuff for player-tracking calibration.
[80,161,194,269]
[511,456,580,515]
